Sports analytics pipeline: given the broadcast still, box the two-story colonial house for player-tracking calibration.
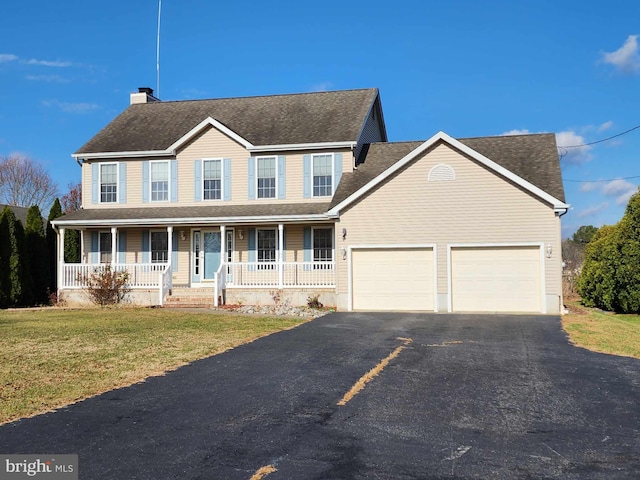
[52,87,569,313]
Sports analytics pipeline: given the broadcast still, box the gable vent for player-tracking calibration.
[428,164,455,182]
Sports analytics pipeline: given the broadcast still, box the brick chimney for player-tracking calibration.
[130,87,160,105]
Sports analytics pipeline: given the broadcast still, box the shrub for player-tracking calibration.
[79,266,131,307]
[307,294,323,309]
[26,205,50,305]
[578,225,619,311]
[578,191,640,313]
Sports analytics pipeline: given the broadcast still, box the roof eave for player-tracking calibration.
[248,141,357,153]
[51,213,333,228]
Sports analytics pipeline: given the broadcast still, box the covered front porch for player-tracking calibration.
[55,222,337,307]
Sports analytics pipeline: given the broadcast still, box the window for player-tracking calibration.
[257,157,276,199]
[313,228,333,264]
[257,229,277,267]
[99,232,112,264]
[151,161,169,202]
[203,159,222,200]
[312,154,333,197]
[100,164,117,203]
[151,231,168,263]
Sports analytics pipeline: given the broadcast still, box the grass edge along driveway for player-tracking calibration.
[0,308,308,425]
[562,300,640,359]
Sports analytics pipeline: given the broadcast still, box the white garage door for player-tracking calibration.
[451,246,542,313]
[352,248,434,311]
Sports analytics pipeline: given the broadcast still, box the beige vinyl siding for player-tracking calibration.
[337,142,562,312]
[82,125,353,210]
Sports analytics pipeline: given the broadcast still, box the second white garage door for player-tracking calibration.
[450,246,542,313]
[351,248,434,311]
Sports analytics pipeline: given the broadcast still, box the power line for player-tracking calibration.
[558,124,640,148]
[564,175,640,183]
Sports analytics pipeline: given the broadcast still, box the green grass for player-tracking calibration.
[0,308,307,424]
[562,301,640,359]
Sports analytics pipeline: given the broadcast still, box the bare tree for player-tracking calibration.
[0,154,58,209]
[60,182,82,213]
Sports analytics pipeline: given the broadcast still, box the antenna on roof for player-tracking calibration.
[156,0,162,97]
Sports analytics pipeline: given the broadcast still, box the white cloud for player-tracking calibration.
[598,121,613,132]
[26,74,69,83]
[501,129,531,136]
[556,130,592,165]
[579,182,600,192]
[25,58,72,68]
[600,179,638,205]
[309,82,332,92]
[577,202,610,219]
[0,54,18,63]
[42,100,99,114]
[602,35,640,73]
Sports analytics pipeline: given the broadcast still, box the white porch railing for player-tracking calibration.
[61,263,172,305]
[226,261,335,288]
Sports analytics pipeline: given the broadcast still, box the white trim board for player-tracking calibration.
[328,131,570,216]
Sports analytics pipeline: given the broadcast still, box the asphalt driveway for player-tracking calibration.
[1,312,639,479]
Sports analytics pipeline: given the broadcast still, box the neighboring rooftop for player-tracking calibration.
[76,88,381,155]
[0,204,29,226]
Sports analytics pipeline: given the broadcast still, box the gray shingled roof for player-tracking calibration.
[76,89,379,155]
[0,204,30,226]
[330,133,565,209]
[53,203,332,226]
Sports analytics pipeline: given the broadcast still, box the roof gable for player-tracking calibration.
[328,131,568,215]
[75,89,380,156]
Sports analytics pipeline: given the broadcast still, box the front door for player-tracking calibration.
[192,230,221,283]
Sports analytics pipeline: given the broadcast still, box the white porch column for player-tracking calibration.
[220,225,226,266]
[110,227,117,266]
[58,228,65,292]
[80,230,85,262]
[167,226,173,269]
[278,223,284,288]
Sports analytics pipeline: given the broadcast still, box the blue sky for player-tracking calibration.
[0,0,638,238]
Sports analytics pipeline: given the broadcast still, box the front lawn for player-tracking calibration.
[0,308,307,424]
[562,301,640,359]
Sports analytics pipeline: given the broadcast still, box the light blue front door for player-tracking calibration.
[203,231,221,280]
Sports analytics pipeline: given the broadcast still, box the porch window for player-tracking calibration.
[99,232,112,263]
[100,163,118,203]
[151,231,168,263]
[151,161,169,202]
[313,228,333,263]
[203,159,222,200]
[312,154,333,197]
[257,157,276,199]
[257,229,277,268]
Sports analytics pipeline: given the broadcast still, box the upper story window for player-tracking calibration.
[100,164,118,203]
[203,159,222,200]
[312,154,333,197]
[257,156,276,199]
[151,161,169,202]
[151,231,168,263]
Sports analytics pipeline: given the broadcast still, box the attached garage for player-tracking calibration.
[450,245,543,313]
[351,247,435,311]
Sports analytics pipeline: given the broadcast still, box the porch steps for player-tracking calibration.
[164,288,219,308]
